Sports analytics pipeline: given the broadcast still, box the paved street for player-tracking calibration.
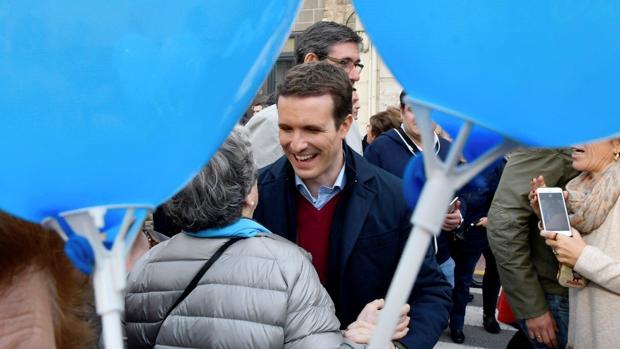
[434,287,516,349]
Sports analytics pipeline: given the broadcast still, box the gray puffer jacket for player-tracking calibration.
[125,232,363,349]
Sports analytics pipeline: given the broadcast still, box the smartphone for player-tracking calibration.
[536,187,572,236]
[448,197,459,213]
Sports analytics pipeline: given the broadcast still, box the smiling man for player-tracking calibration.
[246,21,364,168]
[253,62,452,349]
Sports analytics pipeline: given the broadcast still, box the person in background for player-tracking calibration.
[125,126,410,349]
[347,89,364,153]
[448,159,505,344]
[531,138,620,349]
[364,90,463,286]
[238,95,269,125]
[251,96,268,116]
[365,107,401,146]
[246,21,365,168]
[0,212,96,349]
[487,149,579,349]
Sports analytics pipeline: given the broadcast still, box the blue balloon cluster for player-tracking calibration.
[354,0,620,149]
[0,1,300,223]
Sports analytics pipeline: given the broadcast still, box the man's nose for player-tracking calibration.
[289,133,308,152]
[348,68,360,83]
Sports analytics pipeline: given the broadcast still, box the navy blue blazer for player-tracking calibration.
[364,128,451,179]
[254,144,452,349]
[365,129,463,264]
[452,159,506,253]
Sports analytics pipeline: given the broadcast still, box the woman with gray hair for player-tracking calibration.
[124,126,409,349]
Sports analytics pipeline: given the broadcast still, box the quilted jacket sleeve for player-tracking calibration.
[274,241,364,349]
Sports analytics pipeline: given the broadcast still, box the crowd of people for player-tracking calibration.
[0,19,619,349]
[127,20,620,349]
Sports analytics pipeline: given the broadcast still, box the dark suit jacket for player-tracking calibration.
[365,129,461,264]
[364,128,451,179]
[254,144,452,349]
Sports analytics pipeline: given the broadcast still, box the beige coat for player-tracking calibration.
[569,197,620,348]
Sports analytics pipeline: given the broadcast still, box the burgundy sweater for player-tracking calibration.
[296,191,342,284]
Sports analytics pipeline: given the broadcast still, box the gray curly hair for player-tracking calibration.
[164,126,257,232]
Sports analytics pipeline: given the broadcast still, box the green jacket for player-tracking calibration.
[487,148,578,319]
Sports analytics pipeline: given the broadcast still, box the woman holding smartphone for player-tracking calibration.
[529,137,620,349]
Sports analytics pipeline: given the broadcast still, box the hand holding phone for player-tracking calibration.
[536,187,572,236]
[448,197,459,213]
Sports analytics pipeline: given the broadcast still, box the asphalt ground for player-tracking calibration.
[434,256,518,349]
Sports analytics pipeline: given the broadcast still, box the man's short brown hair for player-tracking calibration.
[294,21,362,65]
[277,61,352,128]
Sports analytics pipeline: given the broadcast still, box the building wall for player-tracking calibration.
[294,0,326,32]
[322,0,402,136]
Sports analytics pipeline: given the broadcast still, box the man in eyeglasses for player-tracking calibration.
[246,21,365,168]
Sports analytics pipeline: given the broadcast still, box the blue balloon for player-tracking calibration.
[354,0,620,147]
[402,153,506,209]
[0,1,300,222]
[431,109,505,162]
[402,155,426,210]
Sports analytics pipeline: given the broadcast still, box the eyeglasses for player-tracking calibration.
[323,56,364,73]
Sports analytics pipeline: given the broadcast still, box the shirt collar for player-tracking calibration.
[295,161,346,200]
[400,123,440,154]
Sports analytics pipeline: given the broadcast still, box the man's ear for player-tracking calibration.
[304,52,320,63]
[338,114,353,137]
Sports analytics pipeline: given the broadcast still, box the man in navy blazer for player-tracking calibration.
[253,62,451,349]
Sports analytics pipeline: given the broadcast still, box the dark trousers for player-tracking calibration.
[450,245,501,331]
[481,246,500,316]
[516,294,569,349]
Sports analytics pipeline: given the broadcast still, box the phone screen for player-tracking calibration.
[539,192,571,232]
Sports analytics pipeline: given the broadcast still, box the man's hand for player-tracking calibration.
[344,299,410,347]
[525,311,559,348]
[442,200,462,231]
